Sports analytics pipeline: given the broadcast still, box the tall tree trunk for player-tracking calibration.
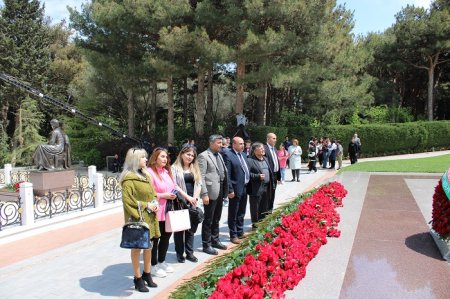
[183,76,188,127]
[167,76,174,144]
[195,69,206,137]
[427,59,435,121]
[255,82,267,126]
[150,80,157,133]
[126,90,135,138]
[265,84,273,125]
[235,60,245,114]
[206,67,214,128]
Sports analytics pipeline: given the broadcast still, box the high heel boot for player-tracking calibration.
[134,276,149,292]
[142,271,158,288]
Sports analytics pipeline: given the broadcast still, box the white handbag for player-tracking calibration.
[165,208,191,232]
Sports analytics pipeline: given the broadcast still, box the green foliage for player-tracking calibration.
[62,115,119,168]
[287,120,450,159]
[247,126,289,145]
[272,111,315,127]
[0,124,9,166]
[339,154,450,173]
[10,97,45,166]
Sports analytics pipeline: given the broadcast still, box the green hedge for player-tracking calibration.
[250,121,450,159]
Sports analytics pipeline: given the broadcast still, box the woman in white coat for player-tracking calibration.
[288,139,302,182]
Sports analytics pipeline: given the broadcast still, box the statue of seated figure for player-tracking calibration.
[32,119,71,170]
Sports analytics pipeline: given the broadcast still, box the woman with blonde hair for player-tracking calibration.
[171,145,202,263]
[119,148,160,292]
[147,148,177,278]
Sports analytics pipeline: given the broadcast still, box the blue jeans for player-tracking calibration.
[280,168,286,181]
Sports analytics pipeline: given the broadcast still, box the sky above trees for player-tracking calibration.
[0,0,432,36]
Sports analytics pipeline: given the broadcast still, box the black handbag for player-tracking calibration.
[120,202,151,249]
[189,205,204,224]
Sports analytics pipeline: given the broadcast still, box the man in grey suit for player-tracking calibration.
[198,134,229,255]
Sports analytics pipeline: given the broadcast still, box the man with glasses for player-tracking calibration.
[198,134,229,255]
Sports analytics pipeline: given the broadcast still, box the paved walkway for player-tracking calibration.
[0,151,449,299]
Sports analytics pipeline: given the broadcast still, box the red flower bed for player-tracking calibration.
[209,181,348,299]
[431,179,450,240]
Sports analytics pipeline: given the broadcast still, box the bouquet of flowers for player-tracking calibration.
[1,181,24,193]
[430,171,450,241]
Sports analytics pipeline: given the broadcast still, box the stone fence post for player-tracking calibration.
[88,165,97,189]
[19,182,34,226]
[4,163,12,184]
[95,173,104,208]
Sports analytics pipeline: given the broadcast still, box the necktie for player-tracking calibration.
[238,152,249,184]
[271,147,279,172]
[215,153,225,181]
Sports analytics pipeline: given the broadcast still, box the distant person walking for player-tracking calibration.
[348,138,358,164]
[277,144,289,183]
[288,139,302,182]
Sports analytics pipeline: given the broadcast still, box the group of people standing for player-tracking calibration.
[119,132,282,292]
[119,131,362,292]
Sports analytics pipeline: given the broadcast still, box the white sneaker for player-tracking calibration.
[151,264,167,278]
[159,261,174,273]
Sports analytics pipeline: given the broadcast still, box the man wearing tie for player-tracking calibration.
[198,134,229,255]
[222,137,250,244]
[264,132,281,212]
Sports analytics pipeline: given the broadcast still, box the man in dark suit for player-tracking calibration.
[222,137,249,244]
[247,142,273,227]
[263,132,281,212]
[198,134,228,255]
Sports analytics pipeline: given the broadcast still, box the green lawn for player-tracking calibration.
[339,154,450,173]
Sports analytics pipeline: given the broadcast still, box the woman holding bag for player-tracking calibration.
[147,148,177,278]
[120,148,160,292]
[171,145,202,263]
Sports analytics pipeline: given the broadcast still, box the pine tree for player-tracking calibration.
[10,97,45,166]
[0,0,51,133]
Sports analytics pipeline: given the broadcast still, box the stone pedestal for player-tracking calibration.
[29,169,75,196]
[0,190,19,201]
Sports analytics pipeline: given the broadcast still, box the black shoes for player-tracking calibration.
[177,254,186,263]
[203,246,218,255]
[142,271,157,288]
[134,277,149,292]
[212,241,227,250]
[186,254,198,263]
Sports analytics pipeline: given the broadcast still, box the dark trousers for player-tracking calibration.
[308,160,317,172]
[291,169,300,180]
[322,151,329,168]
[151,221,172,265]
[174,221,199,257]
[228,188,248,238]
[267,181,276,212]
[329,157,336,169]
[350,153,358,164]
[202,186,224,248]
[249,185,269,225]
